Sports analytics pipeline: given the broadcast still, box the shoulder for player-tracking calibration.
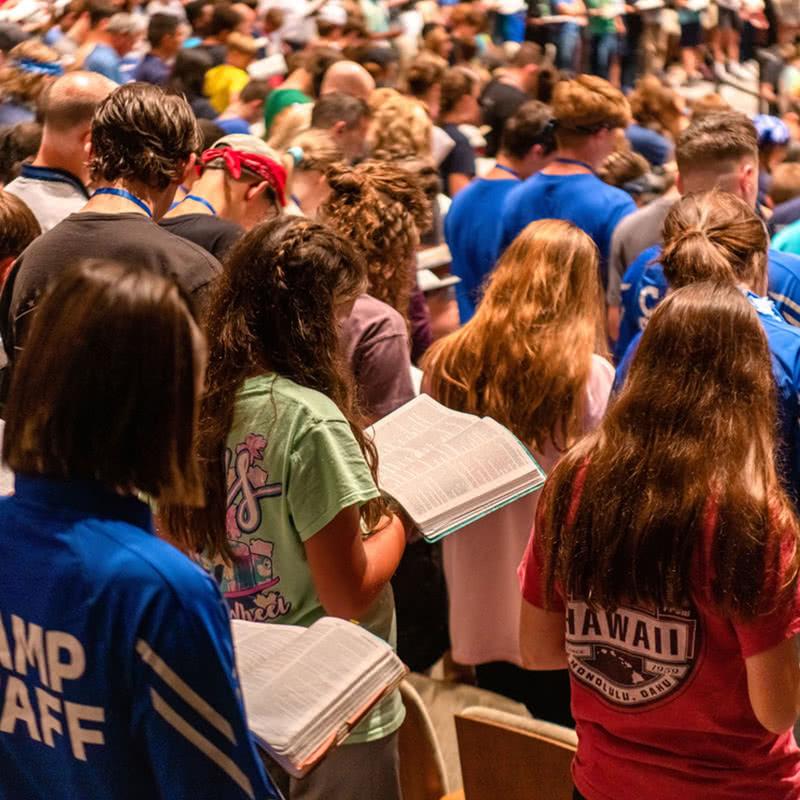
[583,354,614,428]
[241,374,349,428]
[342,294,407,342]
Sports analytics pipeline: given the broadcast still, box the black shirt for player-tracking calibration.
[439,123,476,197]
[160,213,244,261]
[479,79,527,158]
[0,212,221,370]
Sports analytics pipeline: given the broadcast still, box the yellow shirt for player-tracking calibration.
[204,64,250,113]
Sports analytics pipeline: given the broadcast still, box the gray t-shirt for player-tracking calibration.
[607,194,676,307]
[5,165,89,233]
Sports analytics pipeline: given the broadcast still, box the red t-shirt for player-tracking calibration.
[518,480,800,800]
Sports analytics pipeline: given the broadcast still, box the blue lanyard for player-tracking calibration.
[494,164,521,179]
[554,157,596,175]
[290,193,302,210]
[182,194,217,216]
[91,187,152,217]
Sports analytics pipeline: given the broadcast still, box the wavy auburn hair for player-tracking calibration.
[161,216,387,560]
[422,219,606,452]
[320,160,431,318]
[539,282,800,620]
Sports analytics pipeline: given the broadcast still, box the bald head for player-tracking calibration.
[41,71,117,133]
[320,61,375,101]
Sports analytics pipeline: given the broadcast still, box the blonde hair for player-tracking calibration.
[422,219,607,452]
[552,75,631,147]
[0,40,60,105]
[267,102,312,150]
[369,94,432,158]
[287,128,343,172]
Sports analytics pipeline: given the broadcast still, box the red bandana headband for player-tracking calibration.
[201,147,288,207]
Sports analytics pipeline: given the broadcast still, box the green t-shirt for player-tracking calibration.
[203,373,404,743]
[263,87,312,133]
[773,219,800,257]
[586,0,620,35]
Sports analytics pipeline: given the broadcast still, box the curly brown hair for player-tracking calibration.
[320,160,431,318]
[161,216,388,560]
[90,83,200,191]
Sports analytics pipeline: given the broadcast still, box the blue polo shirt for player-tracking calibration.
[445,176,519,322]
[495,171,636,289]
[615,292,800,503]
[616,246,800,360]
[0,476,278,800]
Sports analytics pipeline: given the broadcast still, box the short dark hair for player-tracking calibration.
[406,51,447,98]
[501,100,556,159]
[510,41,543,68]
[676,111,758,174]
[0,189,40,261]
[439,66,477,117]
[239,78,269,104]
[90,83,200,191]
[311,92,369,130]
[185,0,211,30]
[0,121,41,184]
[147,12,180,48]
[87,0,114,28]
[206,3,241,36]
[3,261,204,506]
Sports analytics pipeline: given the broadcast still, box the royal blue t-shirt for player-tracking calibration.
[625,124,673,166]
[215,117,252,135]
[84,44,124,85]
[445,176,519,322]
[616,246,800,360]
[615,292,800,503]
[495,171,636,288]
[0,477,278,800]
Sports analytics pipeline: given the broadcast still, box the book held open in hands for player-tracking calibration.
[370,394,547,543]
[232,617,407,778]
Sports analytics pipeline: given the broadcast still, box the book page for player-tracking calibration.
[235,618,396,751]
[231,620,305,680]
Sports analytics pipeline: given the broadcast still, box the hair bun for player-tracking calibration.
[327,169,365,196]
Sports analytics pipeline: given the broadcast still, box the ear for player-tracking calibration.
[84,138,94,163]
[675,171,684,195]
[332,120,346,136]
[245,180,269,201]
[179,153,197,184]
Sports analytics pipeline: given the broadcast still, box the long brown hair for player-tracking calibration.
[422,219,606,452]
[539,282,800,620]
[161,216,388,559]
[661,189,768,290]
[320,160,431,318]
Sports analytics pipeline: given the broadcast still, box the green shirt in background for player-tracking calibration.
[586,0,620,35]
[263,87,312,133]
[203,373,405,744]
[774,219,800,257]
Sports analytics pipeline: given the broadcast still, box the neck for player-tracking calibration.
[218,102,244,119]
[501,69,525,90]
[149,45,171,60]
[168,175,231,219]
[84,180,162,218]
[32,138,88,185]
[543,145,600,174]
[487,153,525,180]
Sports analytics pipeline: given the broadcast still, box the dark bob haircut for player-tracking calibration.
[3,261,205,506]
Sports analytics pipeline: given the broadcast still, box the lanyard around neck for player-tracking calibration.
[494,163,521,179]
[182,194,217,216]
[91,187,152,218]
[554,157,596,175]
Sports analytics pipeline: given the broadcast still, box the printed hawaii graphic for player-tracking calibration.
[565,599,699,707]
[218,433,291,622]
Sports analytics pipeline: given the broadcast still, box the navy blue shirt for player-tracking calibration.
[625,124,673,166]
[133,53,171,86]
[0,476,278,800]
[439,123,475,197]
[496,171,636,288]
[615,292,800,503]
[617,245,800,360]
[444,176,519,322]
[771,196,800,237]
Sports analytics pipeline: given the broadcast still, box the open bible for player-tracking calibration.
[232,617,407,778]
[370,394,546,542]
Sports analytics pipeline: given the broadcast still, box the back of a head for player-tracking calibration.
[628,75,677,130]
[510,42,543,69]
[500,100,555,160]
[40,70,116,133]
[551,75,631,147]
[405,51,447,98]
[311,92,369,131]
[87,0,114,28]
[305,46,345,98]
[320,60,375,101]
[661,190,767,290]
[0,40,62,105]
[675,111,758,180]
[0,121,41,184]
[239,78,269,105]
[598,149,649,190]
[3,261,204,506]
[147,12,180,49]
[167,47,213,97]
[439,66,476,117]
[90,82,200,191]
[206,3,241,36]
[369,94,432,159]
[0,189,40,263]
[770,162,800,205]
[286,127,342,173]
[690,92,730,121]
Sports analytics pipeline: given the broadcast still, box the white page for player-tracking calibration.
[231,620,305,680]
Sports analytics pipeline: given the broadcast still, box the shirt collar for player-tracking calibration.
[20,163,90,199]
[13,475,154,533]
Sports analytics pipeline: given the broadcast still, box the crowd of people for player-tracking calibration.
[3,0,800,798]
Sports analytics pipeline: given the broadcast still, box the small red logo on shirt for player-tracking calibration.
[565,600,699,707]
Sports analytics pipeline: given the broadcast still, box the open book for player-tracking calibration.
[370,394,546,543]
[232,617,406,778]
